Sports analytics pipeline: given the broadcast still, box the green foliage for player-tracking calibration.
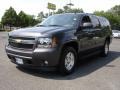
[56,9,64,14]
[28,15,39,26]
[0,22,1,27]
[63,6,69,13]
[94,5,120,30]
[1,7,39,28]
[68,8,84,13]
[18,11,27,27]
[37,12,45,22]
[109,5,120,15]
[0,22,2,29]
[18,11,38,27]
[1,5,120,30]
[55,6,83,14]
[1,7,18,27]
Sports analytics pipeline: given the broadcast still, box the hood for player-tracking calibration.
[9,26,70,37]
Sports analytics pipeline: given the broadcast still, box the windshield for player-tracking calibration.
[37,14,77,27]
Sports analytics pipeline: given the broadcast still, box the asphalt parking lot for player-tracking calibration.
[0,32,120,90]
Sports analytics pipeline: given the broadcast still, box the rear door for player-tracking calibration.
[90,15,104,47]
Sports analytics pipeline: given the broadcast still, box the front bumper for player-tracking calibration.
[5,45,61,67]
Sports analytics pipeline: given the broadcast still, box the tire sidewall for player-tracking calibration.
[103,41,109,56]
[59,47,77,75]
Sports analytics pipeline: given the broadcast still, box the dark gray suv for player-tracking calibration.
[5,13,112,75]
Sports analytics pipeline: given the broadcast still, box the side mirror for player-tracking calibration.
[82,22,93,29]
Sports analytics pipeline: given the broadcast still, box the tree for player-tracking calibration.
[69,8,84,13]
[1,7,18,28]
[1,7,39,28]
[18,11,28,27]
[56,9,64,14]
[55,7,84,14]
[45,13,49,18]
[63,6,70,13]
[37,12,45,22]
[27,15,39,26]
[0,22,2,30]
[18,11,39,27]
[106,5,120,29]
[109,5,120,15]
[94,10,120,30]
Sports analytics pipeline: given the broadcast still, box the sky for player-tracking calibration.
[0,0,120,20]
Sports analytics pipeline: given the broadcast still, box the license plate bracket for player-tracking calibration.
[15,58,23,64]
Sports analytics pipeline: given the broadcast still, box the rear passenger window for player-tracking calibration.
[90,16,100,28]
[98,17,110,27]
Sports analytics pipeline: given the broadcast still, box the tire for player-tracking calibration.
[101,40,109,57]
[59,47,77,75]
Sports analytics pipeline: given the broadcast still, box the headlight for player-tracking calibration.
[37,37,58,48]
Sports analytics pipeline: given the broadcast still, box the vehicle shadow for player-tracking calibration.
[16,51,120,80]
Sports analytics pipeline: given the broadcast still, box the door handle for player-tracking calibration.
[86,32,94,35]
[88,33,94,35]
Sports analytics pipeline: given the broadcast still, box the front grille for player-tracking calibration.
[9,36,35,49]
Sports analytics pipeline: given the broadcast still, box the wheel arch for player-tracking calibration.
[61,41,79,54]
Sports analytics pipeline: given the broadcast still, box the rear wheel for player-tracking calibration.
[101,40,109,57]
[59,47,77,75]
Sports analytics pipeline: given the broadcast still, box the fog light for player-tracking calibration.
[44,60,48,65]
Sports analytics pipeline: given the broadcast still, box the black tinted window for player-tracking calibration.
[81,16,91,23]
[90,15,100,28]
[98,17,110,27]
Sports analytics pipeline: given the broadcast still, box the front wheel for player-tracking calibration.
[101,40,109,57]
[59,47,77,75]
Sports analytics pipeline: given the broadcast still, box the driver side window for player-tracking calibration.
[82,16,91,25]
[80,16,93,31]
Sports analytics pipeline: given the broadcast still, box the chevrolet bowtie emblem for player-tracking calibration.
[15,39,22,43]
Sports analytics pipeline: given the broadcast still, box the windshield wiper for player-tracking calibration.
[48,25,63,27]
[36,25,46,27]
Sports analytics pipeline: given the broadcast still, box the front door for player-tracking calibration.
[76,15,96,54]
